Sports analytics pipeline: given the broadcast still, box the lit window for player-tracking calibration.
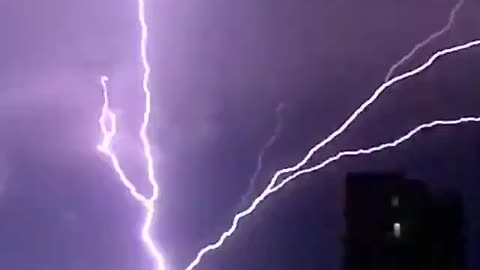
[392,196,399,207]
[393,223,401,238]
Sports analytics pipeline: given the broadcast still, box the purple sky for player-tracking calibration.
[1,0,480,269]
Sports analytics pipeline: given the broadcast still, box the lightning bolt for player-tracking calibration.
[384,0,464,81]
[198,116,480,262]
[188,116,480,270]
[236,103,285,211]
[97,74,165,269]
[265,116,480,194]
[136,1,166,269]
[97,75,148,202]
[96,0,166,269]
[185,38,480,270]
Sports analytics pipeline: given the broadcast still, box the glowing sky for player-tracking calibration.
[1,0,480,269]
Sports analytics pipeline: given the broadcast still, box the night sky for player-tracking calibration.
[1,0,480,269]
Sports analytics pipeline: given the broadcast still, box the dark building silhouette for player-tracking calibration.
[343,172,466,270]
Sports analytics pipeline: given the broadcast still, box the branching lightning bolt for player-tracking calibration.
[267,117,480,193]
[236,103,285,210]
[97,76,148,202]
[97,74,165,270]
[217,116,480,248]
[187,116,480,270]
[185,38,480,270]
[96,0,166,269]
[95,1,474,269]
[384,0,464,81]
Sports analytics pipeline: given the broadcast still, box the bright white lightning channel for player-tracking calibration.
[136,0,166,269]
[211,116,480,265]
[185,38,480,270]
[97,0,166,269]
[97,74,165,270]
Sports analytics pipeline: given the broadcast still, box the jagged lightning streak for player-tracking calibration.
[267,116,480,194]
[187,117,480,270]
[185,39,480,270]
[97,75,148,202]
[97,0,166,269]
[136,0,166,269]
[384,0,464,81]
[218,116,480,248]
[97,75,165,269]
[137,0,158,201]
[236,103,285,210]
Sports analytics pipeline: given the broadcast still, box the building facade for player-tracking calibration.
[343,172,466,270]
